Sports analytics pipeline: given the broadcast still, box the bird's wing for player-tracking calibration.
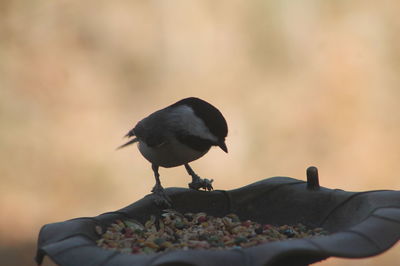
[123,110,168,148]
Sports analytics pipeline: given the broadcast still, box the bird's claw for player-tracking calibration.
[151,186,172,208]
[189,178,214,191]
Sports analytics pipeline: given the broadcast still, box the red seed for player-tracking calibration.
[263,224,272,230]
[197,216,207,223]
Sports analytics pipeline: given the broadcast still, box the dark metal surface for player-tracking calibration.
[36,172,400,266]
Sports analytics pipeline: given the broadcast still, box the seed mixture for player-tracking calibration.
[96,210,328,254]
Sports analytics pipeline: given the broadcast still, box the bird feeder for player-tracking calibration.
[36,167,400,266]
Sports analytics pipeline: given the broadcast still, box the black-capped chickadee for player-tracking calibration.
[118,97,228,206]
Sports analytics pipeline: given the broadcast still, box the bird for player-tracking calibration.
[118,97,228,207]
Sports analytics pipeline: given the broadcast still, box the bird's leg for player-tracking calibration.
[151,164,172,207]
[185,163,213,191]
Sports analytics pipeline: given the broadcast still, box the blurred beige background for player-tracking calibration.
[1,0,399,265]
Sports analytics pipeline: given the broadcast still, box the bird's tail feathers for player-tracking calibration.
[124,129,136,138]
[117,138,138,150]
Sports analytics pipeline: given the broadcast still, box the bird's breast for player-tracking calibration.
[137,139,210,168]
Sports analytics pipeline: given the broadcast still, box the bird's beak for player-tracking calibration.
[218,141,228,153]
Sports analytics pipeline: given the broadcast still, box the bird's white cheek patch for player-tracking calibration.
[168,105,218,142]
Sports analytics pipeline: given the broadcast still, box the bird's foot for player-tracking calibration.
[188,177,214,191]
[151,185,172,208]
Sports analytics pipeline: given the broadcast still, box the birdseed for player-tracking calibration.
[96,210,329,254]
